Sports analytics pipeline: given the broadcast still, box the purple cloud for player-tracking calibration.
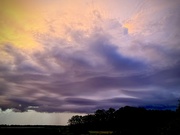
[0,0,180,114]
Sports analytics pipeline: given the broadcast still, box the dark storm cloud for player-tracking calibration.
[89,35,146,71]
[0,79,9,94]
[148,63,180,87]
[1,73,49,84]
[1,1,180,113]
[0,64,179,113]
[1,44,45,74]
[64,97,97,106]
[1,45,179,113]
[33,73,152,97]
[1,35,180,113]
[8,98,40,112]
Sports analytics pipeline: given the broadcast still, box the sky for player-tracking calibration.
[0,0,180,125]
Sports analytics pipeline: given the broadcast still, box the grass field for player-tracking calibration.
[0,125,72,135]
[89,131,113,135]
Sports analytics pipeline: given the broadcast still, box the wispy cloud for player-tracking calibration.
[0,0,180,113]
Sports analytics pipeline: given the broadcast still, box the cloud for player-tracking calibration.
[0,0,180,113]
[65,97,97,106]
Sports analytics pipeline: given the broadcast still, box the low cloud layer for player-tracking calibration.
[0,0,180,113]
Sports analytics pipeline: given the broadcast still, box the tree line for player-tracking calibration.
[68,102,180,135]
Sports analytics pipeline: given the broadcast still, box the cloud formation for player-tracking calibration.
[0,0,180,113]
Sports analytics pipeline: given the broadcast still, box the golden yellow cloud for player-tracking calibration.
[0,0,47,51]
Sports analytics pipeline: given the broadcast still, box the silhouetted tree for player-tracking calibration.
[68,105,179,135]
[176,99,180,113]
[68,115,83,125]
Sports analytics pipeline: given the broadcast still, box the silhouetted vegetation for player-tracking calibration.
[1,101,180,135]
[68,103,180,135]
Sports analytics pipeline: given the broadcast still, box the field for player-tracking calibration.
[89,131,113,134]
[0,125,116,135]
[0,125,72,135]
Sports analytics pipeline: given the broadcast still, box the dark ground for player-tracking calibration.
[0,125,72,135]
